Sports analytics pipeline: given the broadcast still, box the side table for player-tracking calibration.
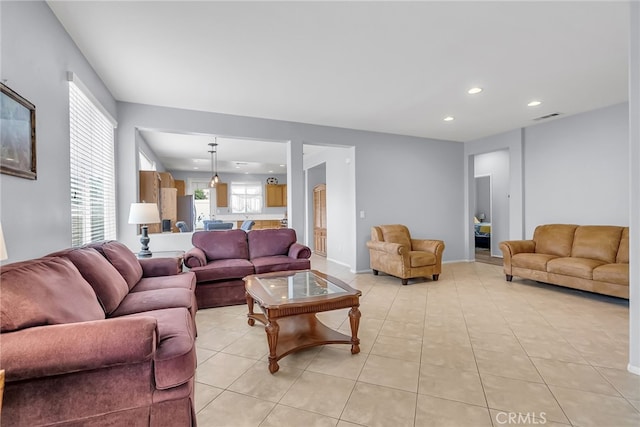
[136,250,185,269]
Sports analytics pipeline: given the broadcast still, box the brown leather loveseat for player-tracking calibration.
[500,224,629,299]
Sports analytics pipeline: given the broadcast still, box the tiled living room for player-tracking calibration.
[193,256,639,427]
[2,1,640,426]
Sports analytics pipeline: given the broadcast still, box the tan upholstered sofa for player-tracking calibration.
[500,224,629,299]
[366,224,445,285]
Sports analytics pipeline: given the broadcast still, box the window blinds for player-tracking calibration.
[69,80,116,247]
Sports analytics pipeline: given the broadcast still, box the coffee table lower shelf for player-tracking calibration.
[248,312,360,373]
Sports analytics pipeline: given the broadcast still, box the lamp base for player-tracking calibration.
[139,225,153,258]
[138,249,152,258]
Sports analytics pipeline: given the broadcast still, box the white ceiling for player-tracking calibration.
[48,1,630,171]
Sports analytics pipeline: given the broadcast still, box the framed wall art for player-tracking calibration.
[1,83,36,180]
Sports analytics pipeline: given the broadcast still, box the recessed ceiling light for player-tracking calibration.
[444,116,455,122]
[468,87,483,95]
[528,100,542,107]
[280,164,285,167]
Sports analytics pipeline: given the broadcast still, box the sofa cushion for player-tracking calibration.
[533,224,578,257]
[593,264,629,286]
[87,241,143,289]
[131,272,196,293]
[102,241,144,289]
[617,227,629,264]
[547,257,606,280]
[512,253,558,271]
[1,257,105,333]
[110,288,196,320]
[571,226,623,264]
[123,308,196,389]
[248,228,297,259]
[191,258,255,283]
[61,247,130,314]
[192,229,249,261]
[251,256,311,274]
[409,251,436,267]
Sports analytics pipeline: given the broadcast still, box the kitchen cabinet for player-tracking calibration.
[265,184,287,207]
[139,171,162,234]
[160,188,177,231]
[215,183,228,207]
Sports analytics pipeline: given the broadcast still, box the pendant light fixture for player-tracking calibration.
[208,138,219,188]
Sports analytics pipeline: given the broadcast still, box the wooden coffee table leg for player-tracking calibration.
[266,320,280,373]
[246,292,255,326]
[349,305,361,354]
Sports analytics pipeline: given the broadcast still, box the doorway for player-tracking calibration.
[313,184,327,257]
[473,150,509,264]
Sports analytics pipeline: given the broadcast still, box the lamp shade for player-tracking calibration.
[0,222,7,261]
[128,203,160,225]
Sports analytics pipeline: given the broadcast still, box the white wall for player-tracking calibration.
[304,145,355,269]
[0,1,116,262]
[523,103,629,236]
[474,150,509,257]
[628,0,640,375]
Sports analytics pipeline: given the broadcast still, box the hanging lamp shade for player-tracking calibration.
[208,140,218,188]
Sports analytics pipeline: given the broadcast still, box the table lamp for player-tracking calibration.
[128,203,161,257]
[0,222,8,261]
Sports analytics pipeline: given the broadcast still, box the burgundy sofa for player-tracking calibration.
[0,241,198,426]
[185,228,312,308]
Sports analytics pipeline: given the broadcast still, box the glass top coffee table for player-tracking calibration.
[244,269,362,373]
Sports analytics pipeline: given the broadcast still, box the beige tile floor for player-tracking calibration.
[194,256,639,427]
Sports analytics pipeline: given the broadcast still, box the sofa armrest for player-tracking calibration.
[499,240,535,276]
[0,316,157,382]
[184,247,207,268]
[366,240,409,255]
[139,257,180,277]
[411,239,445,255]
[288,243,312,259]
[500,240,535,256]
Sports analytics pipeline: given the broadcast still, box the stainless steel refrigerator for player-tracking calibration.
[176,195,195,232]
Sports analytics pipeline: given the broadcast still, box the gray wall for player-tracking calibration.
[0,1,116,262]
[523,103,629,236]
[116,102,466,272]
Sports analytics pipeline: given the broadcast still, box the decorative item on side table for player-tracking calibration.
[128,203,161,257]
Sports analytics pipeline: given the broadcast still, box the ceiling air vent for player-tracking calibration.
[533,112,562,121]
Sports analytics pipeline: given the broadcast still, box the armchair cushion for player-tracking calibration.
[409,251,436,267]
[1,257,105,333]
[378,225,412,248]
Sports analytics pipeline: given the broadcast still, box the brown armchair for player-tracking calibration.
[366,224,445,285]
